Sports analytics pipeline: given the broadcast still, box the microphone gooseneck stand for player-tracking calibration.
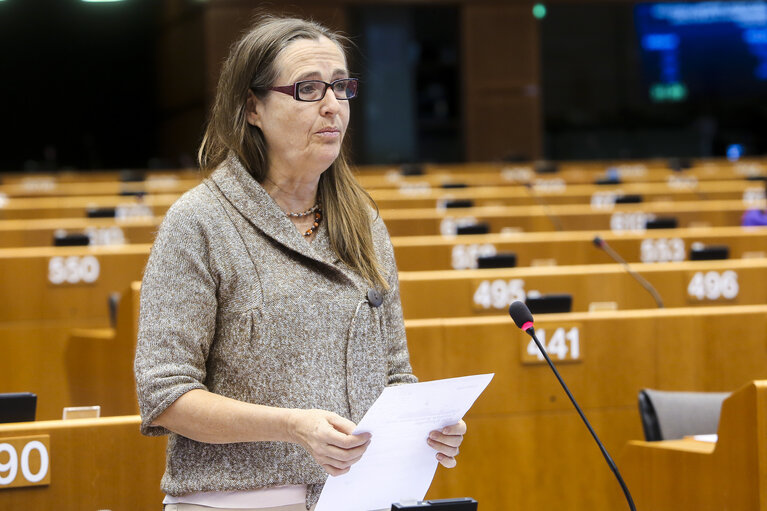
[524,182,564,231]
[509,301,637,511]
[593,235,665,308]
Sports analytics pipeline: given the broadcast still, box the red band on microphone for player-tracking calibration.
[521,321,534,331]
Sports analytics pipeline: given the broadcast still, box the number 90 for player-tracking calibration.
[0,441,49,486]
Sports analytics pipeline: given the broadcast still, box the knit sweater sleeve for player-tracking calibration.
[134,192,219,436]
[373,215,418,387]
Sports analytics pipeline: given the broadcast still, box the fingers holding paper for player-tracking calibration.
[289,409,372,476]
[427,420,467,468]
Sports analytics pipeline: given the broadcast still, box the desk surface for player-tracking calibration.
[0,416,165,510]
[619,381,767,510]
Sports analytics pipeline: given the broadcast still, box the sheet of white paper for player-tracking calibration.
[691,434,718,443]
[315,373,494,511]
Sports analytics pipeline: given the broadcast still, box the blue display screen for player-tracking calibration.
[635,1,767,102]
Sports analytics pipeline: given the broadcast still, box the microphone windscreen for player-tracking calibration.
[593,235,604,248]
[509,300,534,329]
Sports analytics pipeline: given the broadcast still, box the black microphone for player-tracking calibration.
[508,301,637,511]
[523,182,564,231]
[592,235,664,308]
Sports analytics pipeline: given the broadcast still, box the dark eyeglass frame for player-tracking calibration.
[264,78,359,102]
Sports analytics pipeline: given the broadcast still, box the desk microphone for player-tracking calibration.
[508,301,637,511]
[592,235,664,308]
[523,182,564,231]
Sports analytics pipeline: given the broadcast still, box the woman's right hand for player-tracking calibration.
[287,409,371,476]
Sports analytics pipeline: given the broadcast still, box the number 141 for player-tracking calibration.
[526,327,580,362]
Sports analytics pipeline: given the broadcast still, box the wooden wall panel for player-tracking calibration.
[157,1,348,162]
[157,6,207,163]
[158,1,544,164]
[462,4,542,160]
[203,3,348,99]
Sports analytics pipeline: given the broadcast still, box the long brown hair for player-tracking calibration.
[199,14,388,289]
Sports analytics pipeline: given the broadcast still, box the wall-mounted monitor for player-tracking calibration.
[635,1,767,102]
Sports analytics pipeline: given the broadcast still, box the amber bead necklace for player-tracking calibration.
[284,202,322,237]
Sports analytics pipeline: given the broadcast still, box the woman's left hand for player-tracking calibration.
[427,420,467,468]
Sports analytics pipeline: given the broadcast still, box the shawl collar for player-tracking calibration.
[209,155,342,270]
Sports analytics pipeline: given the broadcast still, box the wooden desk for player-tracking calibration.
[2,218,765,279]
[2,158,763,188]
[0,175,201,198]
[619,380,767,510]
[2,176,762,224]
[0,415,165,510]
[0,169,199,185]
[66,282,142,417]
[2,167,759,202]
[1,322,108,420]
[355,160,767,188]
[370,179,764,209]
[1,280,138,421]
[380,199,764,236]
[399,258,767,319]
[11,287,766,511]
[5,249,766,418]
[0,246,148,419]
[0,193,179,220]
[0,244,150,323]
[408,308,767,511]
[391,226,767,271]
[1,194,762,239]
[17,300,767,510]
[0,216,161,248]
[6,245,766,326]
[1,168,764,222]
[50,285,767,419]
[2,219,765,276]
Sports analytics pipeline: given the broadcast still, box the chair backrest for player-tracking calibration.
[638,389,730,441]
[0,392,37,423]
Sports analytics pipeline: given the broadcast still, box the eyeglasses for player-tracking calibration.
[267,78,359,102]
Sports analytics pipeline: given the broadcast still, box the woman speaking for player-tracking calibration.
[134,13,466,511]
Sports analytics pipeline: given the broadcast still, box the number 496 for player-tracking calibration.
[687,271,738,301]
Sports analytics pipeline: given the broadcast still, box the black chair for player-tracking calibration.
[53,231,90,246]
[0,392,37,423]
[525,293,572,314]
[476,253,517,269]
[393,498,478,510]
[119,169,146,182]
[455,223,490,235]
[645,217,678,229]
[689,244,729,260]
[614,194,643,204]
[400,163,424,176]
[534,160,558,174]
[668,157,693,171]
[638,388,729,441]
[86,207,117,218]
[444,199,474,209]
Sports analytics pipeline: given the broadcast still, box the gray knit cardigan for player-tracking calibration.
[134,156,416,507]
